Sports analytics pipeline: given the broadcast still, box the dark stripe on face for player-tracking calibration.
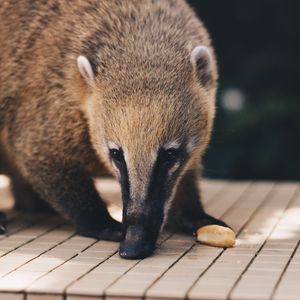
[118,145,188,259]
[146,147,188,216]
[108,148,130,237]
[118,146,189,224]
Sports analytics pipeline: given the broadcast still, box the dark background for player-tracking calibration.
[188,0,300,180]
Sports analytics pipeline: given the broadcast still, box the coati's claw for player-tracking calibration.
[0,212,7,235]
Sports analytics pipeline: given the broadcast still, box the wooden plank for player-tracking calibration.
[25,240,118,299]
[205,181,251,218]
[0,293,24,300]
[188,182,298,300]
[65,232,173,300]
[67,296,102,300]
[269,192,300,300]
[0,215,65,256]
[103,182,251,300]
[230,183,299,300]
[1,180,299,300]
[105,234,193,299]
[0,223,74,295]
[27,295,62,300]
[65,181,234,300]
[145,182,267,300]
[201,180,229,205]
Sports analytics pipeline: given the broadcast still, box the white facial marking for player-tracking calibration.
[168,162,180,177]
[77,55,95,86]
[161,183,180,230]
[122,147,129,165]
[107,141,120,150]
[150,148,158,162]
[163,140,180,150]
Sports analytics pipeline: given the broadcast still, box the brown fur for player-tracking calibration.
[0,0,225,247]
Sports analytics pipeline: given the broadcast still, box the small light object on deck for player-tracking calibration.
[196,225,236,248]
[221,88,245,111]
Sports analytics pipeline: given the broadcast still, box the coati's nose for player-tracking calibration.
[119,226,155,259]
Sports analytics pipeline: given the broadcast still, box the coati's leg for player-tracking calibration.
[11,172,55,213]
[0,211,7,234]
[166,169,229,235]
[21,161,122,241]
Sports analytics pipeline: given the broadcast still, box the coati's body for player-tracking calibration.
[0,0,227,258]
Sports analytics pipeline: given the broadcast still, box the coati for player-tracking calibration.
[0,0,229,259]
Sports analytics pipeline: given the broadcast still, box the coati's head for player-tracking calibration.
[77,45,217,259]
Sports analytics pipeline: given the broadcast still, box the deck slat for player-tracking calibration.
[269,192,300,300]
[145,182,251,300]
[189,183,298,300]
[0,179,300,300]
[102,182,250,300]
[230,183,299,300]
[146,182,268,300]
[64,182,238,300]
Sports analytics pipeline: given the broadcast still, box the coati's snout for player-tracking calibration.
[119,225,158,259]
[109,146,187,259]
[120,227,153,259]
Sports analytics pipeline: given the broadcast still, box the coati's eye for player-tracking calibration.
[109,148,124,163]
[160,148,180,165]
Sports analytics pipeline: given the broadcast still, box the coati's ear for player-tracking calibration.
[191,45,213,86]
[77,55,95,87]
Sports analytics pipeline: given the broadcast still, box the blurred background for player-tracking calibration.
[188,0,300,180]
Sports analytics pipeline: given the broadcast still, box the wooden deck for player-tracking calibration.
[0,175,299,300]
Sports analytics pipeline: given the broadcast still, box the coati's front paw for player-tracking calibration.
[0,211,7,234]
[77,217,122,242]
